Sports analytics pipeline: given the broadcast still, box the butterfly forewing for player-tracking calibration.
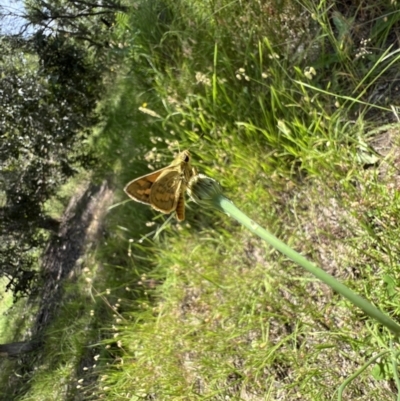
[124,170,163,205]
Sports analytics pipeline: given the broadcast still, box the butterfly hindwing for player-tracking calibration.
[149,170,182,213]
[175,191,185,221]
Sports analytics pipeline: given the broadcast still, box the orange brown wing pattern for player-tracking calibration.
[124,170,163,205]
[149,170,182,213]
[124,150,195,221]
[175,191,185,221]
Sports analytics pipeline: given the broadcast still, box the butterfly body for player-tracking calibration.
[124,150,196,221]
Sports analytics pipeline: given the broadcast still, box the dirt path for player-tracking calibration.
[33,179,114,334]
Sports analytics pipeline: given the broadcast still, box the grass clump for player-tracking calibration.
[89,0,400,400]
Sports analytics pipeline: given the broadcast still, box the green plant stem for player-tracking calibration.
[215,195,400,335]
[390,338,400,401]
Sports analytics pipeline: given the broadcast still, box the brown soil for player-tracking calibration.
[33,179,113,335]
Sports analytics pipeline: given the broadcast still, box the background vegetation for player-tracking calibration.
[2,0,400,400]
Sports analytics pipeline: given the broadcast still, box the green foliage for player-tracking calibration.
[0,19,108,297]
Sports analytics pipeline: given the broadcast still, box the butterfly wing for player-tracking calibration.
[149,170,182,214]
[124,150,193,220]
[124,169,164,205]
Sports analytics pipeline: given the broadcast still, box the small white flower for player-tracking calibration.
[304,66,316,80]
